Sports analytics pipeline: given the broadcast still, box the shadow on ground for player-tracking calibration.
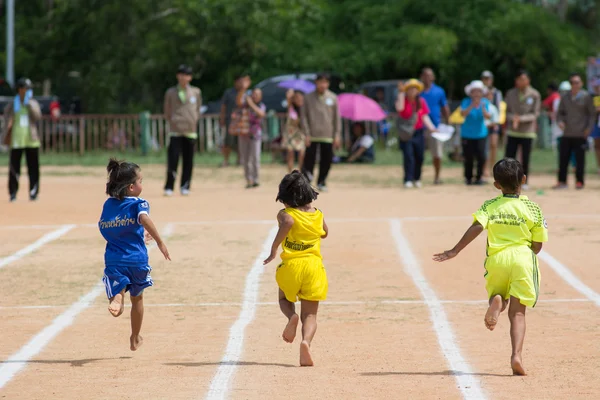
[361,370,510,377]
[0,356,132,367]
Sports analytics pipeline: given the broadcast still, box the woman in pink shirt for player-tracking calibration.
[396,79,436,188]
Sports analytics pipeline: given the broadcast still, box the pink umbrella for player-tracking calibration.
[338,93,387,121]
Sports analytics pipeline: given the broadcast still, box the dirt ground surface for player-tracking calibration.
[0,162,599,400]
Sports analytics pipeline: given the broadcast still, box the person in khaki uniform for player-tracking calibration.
[301,73,341,192]
[163,64,201,196]
[2,78,42,202]
[504,70,541,189]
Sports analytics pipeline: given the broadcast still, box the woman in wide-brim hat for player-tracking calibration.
[395,79,435,189]
[460,80,491,185]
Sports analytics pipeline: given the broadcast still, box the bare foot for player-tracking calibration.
[130,335,144,351]
[108,292,125,317]
[299,340,314,367]
[484,295,503,331]
[282,314,299,343]
[511,355,526,376]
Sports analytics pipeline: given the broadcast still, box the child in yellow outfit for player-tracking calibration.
[434,158,548,376]
[264,170,329,366]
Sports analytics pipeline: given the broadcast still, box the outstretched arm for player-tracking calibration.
[433,222,484,262]
[264,211,294,264]
[139,214,171,261]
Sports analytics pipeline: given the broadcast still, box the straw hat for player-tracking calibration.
[403,79,424,92]
[464,80,488,96]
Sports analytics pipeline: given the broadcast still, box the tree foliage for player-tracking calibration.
[0,0,596,112]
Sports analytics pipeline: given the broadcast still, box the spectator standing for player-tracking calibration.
[555,73,596,189]
[420,68,450,184]
[220,73,250,167]
[590,79,600,175]
[3,78,42,202]
[301,73,341,192]
[504,70,541,189]
[460,80,491,185]
[374,86,391,143]
[239,88,266,188]
[396,79,436,188]
[481,71,504,176]
[163,65,201,196]
[283,89,307,172]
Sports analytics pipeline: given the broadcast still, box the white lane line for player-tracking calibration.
[390,219,486,400]
[0,225,75,270]
[0,298,591,310]
[0,223,174,389]
[538,251,600,307]
[1,213,599,231]
[204,226,278,400]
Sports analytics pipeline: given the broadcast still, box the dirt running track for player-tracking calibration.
[0,163,599,400]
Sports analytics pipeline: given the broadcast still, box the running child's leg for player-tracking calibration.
[130,293,144,351]
[108,289,125,317]
[508,296,527,376]
[279,289,299,343]
[484,294,508,331]
[299,300,319,367]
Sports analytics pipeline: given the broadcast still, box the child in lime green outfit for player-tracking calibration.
[434,158,548,376]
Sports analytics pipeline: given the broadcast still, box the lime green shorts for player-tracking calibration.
[484,246,540,308]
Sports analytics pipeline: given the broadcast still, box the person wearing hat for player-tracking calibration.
[504,70,541,189]
[163,64,202,196]
[2,78,42,202]
[395,79,436,188]
[460,80,491,185]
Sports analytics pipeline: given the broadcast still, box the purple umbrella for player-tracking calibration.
[277,79,316,93]
[338,93,387,121]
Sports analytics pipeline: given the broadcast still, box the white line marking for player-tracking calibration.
[1,213,599,231]
[0,225,75,270]
[205,225,278,400]
[0,298,591,310]
[390,219,486,400]
[0,223,174,389]
[538,251,600,307]
[0,284,103,388]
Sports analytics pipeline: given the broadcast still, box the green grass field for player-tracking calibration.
[0,144,598,176]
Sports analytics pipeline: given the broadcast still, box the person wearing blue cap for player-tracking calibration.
[2,78,42,202]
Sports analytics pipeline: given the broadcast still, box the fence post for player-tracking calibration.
[139,111,151,155]
[79,117,85,156]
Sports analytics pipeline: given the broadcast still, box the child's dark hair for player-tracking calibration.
[106,158,140,200]
[493,158,524,192]
[292,90,304,114]
[276,170,318,208]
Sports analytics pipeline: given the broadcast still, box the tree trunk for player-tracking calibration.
[557,0,568,22]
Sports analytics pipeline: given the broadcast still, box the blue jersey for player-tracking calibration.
[99,197,149,267]
[420,84,448,127]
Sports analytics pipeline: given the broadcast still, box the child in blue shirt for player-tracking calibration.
[99,158,170,351]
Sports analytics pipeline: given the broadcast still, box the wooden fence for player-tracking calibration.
[0,112,552,155]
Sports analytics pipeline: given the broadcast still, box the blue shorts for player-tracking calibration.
[103,265,153,299]
[591,126,600,139]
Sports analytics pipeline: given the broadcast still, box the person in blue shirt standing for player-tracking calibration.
[420,68,450,184]
[99,158,171,351]
[460,80,491,185]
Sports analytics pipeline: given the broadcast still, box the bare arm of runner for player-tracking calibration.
[531,241,543,255]
[322,219,329,239]
[139,214,171,261]
[263,211,294,264]
[433,221,484,262]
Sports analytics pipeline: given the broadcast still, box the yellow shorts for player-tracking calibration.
[276,257,328,303]
[484,247,540,308]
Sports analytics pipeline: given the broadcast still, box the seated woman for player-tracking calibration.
[340,122,375,163]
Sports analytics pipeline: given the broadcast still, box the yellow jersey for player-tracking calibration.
[473,195,548,256]
[280,207,325,261]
